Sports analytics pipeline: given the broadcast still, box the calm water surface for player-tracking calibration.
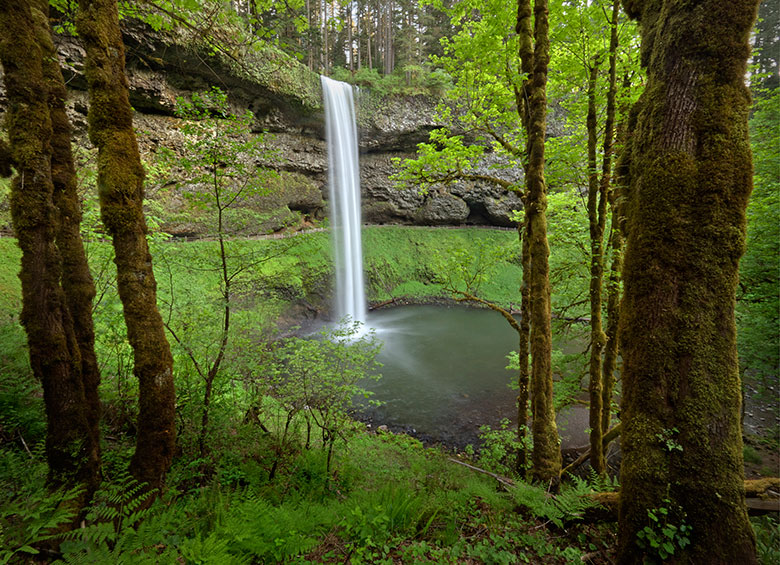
[360,305,519,446]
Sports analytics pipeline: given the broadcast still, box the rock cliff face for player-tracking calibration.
[0,20,523,235]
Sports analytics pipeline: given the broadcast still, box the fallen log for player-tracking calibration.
[369,297,400,311]
[744,477,780,498]
[560,423,622,477]
[581,479,780,521]
[448,456,779,520]
[447,457,516,489]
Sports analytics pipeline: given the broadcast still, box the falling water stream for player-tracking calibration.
[321,76,367,327]
[319,77,590,448]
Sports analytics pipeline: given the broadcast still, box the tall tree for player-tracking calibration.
[395,0,561,481]
[0,0,100,509]
[617,0,759,562]
[38,0,103,503]
[518,0,561,485]
[77,0,176,492]
[584,0,620,476]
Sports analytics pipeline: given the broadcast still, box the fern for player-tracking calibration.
[583,467,619,493]
[218,493,324,562]
[510,479,597,528]
[0,482,80,564]
[57,472,182,564]
[179,532,247,565]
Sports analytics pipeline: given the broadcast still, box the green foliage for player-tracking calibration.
[655,428,683,453]
[635,499,692,564]
[332,64,451,98]
[0,319,44,446]
[510,477,598,529]
[0,456,80,564]
[739,90,780,387]
[465,418,526,477]
[363,226,521,305]
[752,516,780,565]
[743,444,763,465]
[257,322,382,473]
[58,473,161,562]
[164,87,277,236]
[392,129,491,193]
[182,493,326,563]
[339,485,429,562]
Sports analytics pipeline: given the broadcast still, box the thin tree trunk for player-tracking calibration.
[77,0,175,493]
[0,0,95,507]
[347,2,353,72]
[586,59,607,476]
[601,72,632,436]
[617,1,760,562]
[516,220,531,475]
[519,0,560,485]
[367,6,373,70]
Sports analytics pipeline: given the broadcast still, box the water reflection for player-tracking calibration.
[359,305,519,447]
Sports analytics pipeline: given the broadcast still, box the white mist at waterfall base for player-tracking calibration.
[321,76,368,335]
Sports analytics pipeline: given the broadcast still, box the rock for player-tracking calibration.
[416,193,470,225]
[1,18,526,231]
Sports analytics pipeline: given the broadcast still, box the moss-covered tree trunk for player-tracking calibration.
[601,73,632,436]
[600,190,623,435]
[0,0,97,504]
[586,0,621,476]
[76,0,175,492]
[618,0,759,562]
[515,220,531,475]
[585,59,607,476]
[518,0,561,484]
[37,0,102,500]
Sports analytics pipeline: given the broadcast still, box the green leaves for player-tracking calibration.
[635,499,691,563]
[738,90,780,384]
[0,486,79,563]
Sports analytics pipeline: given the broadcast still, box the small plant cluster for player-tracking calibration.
[635,499,692,563]
[465,418,527,477]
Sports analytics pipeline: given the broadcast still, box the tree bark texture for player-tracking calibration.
[586,59,607,476]
[618,0,760,562]
[76,0,175,492]
[0,0,97,502]
[516,221,531,475]
[601,73,633,436]
[519,0,561,484]
[37,0,102,499]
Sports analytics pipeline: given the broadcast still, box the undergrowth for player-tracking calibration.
[0,429,617,564]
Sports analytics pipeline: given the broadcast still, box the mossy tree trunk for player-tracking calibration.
[618,0,759,562]
[76,0,175,492]
[601,73,633,436]
[0,0,98,506]
[585,59,607,476]
[517,0,561,485]
[585,0,621,477]
[515,221,531,475]
[37,0,102,501]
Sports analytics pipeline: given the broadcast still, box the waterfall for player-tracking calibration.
[321,76,367,328]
